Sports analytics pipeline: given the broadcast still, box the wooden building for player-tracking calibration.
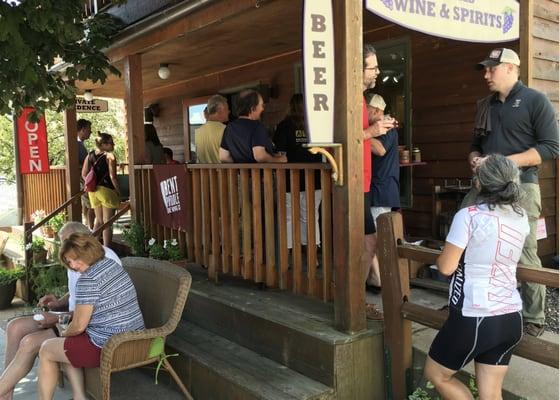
[36,0,559,398]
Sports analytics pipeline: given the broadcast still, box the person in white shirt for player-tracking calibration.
[0,222,119,400]
[425,154,529,400]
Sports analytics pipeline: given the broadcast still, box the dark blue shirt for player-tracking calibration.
[220,118,274,163]
[371,129,400,208]
[471,81,559,184]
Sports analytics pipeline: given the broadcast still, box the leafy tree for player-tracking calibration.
[0,0,124,119]
[0,99,127,183]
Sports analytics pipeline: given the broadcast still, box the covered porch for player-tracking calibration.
[15,0,559,398]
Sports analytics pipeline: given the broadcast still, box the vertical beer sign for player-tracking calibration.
[16,108,50,174]
[303,0,335,144]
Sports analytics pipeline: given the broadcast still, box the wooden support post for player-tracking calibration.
[376,212,413,400]
[519,0,533,87]
[124,54,145,222]
[63,107,81,222]
[332,0,366,332]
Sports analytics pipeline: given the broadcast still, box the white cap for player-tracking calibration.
[367,94,386,111]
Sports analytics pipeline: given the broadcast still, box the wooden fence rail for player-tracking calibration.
[377,211,559,400]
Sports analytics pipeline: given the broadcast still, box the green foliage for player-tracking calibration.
[0,0,125,118]
[46,212,66,233]
[122,221,147,257]
[166,239,184,261]
[0,267,25,286]
[0,99,126,184]
[26,236,45,253]
[30,263,67,301]
[149,241,168,260]
[147,238,183,261]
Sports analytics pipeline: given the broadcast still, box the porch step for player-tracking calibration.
[182,266,384,389]
[168,322,334,400]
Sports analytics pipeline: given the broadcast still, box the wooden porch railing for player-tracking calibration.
[134,163,334,301]
[377,212,559,400]
[22,167,66,222]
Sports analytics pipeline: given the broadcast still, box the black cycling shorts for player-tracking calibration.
[429,308,523,371]
[364,192,376,235]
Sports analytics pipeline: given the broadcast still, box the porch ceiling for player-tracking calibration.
[77,0,302,100]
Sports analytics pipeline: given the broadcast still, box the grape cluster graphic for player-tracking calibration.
[381,0,393,10]
[503,8,514,33]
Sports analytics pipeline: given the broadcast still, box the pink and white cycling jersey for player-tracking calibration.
[446,204,529,317]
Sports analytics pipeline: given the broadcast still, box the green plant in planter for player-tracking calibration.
[122,221,147,256]
[30,263,68,301]
[48,212,66,234]
[0,267,25,286]
[148,238,168,260]
[26,237,46,253]
[166,239,183,261]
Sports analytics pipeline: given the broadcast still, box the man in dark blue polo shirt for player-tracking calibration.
[464,48,559,337]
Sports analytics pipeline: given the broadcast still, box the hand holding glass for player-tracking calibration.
[58,313,71,330]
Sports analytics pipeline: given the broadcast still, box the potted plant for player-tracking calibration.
[48,212,66,237]
[26,237,47,264]
[31,210,54,238]
[0,267,25,309]
[148,238,168,260]
[122,221,147,256]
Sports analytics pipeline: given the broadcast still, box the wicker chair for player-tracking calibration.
[83,257,193,400]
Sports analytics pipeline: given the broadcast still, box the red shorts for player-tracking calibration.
[63,332,102,368]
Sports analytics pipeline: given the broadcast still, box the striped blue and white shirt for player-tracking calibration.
[75,257,145,348]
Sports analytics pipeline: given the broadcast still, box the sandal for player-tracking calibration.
[366,303,384,320]
[524,322,545,337]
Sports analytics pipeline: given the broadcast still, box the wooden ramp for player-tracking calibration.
[168,266,386,400]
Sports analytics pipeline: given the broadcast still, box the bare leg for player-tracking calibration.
[102,206,116,247]
[38,338,87,400]
[86,208,95,230]
[0,328,56,399]
[4,317,40,368]
[424,356,473,400]
[363,233,379,286]
[92,206,104,243]
[61,364,86,400]
[474,362,508,400]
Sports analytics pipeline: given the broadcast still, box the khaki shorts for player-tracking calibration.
[88,186,119,209]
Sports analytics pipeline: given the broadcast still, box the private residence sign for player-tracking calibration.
[76,98,109,113]
[303,0,335,144]
[365,0,519,43]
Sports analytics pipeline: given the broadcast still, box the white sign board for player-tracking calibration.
[76,98,109,113]
[365,0,519,43]
[303,0,335,144]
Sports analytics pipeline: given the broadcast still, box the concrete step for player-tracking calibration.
[168,322,334,400]
[182,267,384,388]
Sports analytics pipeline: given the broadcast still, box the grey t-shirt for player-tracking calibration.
[471,81,559,184]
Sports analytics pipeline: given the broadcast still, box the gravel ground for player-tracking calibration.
[545,287,559,334]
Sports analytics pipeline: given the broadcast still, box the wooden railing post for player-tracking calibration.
[376,212,413,400]
[63,107,81,222]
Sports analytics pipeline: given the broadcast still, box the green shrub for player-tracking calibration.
[0,267,25,286]
[48,212,66,233]
[26,237,45,253]
[30,263,67,301]
[122,221,147,256]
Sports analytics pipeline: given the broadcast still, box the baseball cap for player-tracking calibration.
[476,48,520,70]
[367,94,386,111]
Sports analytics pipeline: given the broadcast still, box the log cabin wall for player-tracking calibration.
[531,0,559,266]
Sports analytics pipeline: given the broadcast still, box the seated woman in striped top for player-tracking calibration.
[37,234,145,400]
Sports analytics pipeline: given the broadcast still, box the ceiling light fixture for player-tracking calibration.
[83,90,94,101]
[158,64,171,80]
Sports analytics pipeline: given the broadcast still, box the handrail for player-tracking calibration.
[132,163,332,171]
[377,212,559,399]
[25,190,84,235]
[92,202,131,238]
[397,243,559,286]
